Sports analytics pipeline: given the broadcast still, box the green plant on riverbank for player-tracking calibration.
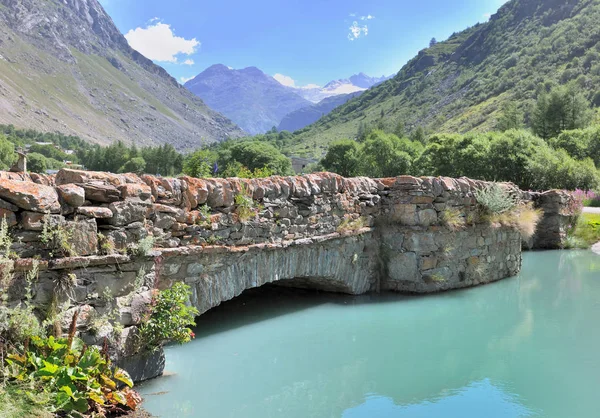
[566,213,600,249]
[139,282,199,351]
[1,312,141,417]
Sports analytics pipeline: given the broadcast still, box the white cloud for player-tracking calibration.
[483,12,492,19]
[273,74,321,89]
[182,59,195,66]
[179,76,194,84]
[360,15,375,20]
[124,22,200,63]
[348,21,368,41]
[349,13,356,17]
[273,73,296,87]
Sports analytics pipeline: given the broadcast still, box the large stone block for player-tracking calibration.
[69,218,98,256]
[57,184,85,207]
[107,201,148,226]
[0,178,60,213]
[80,183,121,203]
[392,204,418,225]
[387,252,419,282]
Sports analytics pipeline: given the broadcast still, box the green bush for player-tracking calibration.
[475,184,517,214]
[139,282,199,351]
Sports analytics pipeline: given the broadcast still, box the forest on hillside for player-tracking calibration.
[1,80,600,192]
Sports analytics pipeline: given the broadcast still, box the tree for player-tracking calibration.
[531,83,593,139]
[0,134,16,170]
[183,149,216,178]
[394,120,406,138]
[219,141,293,175]
[411,126,427,144]
[119,157,146,174]
[429,38,438,47]
[496,102,523,131]
[321,139,361,177]
[359,131,413,178]
[26,152,48,174]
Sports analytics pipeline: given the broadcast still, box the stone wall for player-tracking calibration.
[0,169,574,380]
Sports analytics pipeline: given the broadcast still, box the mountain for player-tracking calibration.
[184,65,311,135]
[278,92,362,132]
[291,0,600,154]
[0,0,243,150]
[292,73,392,103]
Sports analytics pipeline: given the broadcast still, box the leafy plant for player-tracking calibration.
[40,215,76,258]
[475,184,517,214]
[2,329,140,415]
[196,204,212,228]
[139,282,199,351]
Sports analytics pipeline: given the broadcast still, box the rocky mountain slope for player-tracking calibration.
[278,92,362,132]
[291,0,600,154]
[184,65,311,135]
[0,0,243,150]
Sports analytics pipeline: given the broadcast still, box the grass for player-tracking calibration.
[484,203,543,240]
[337,217,367,233]
[440,208,465,231]
[0,384,53,418]
[568,213,600,248]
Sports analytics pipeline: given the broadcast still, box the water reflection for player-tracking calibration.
[343,380,535,418]
[140,250,600,418]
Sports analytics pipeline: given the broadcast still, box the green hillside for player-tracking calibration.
[289,0,600,157]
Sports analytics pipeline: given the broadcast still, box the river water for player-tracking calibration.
[140,250,600,418]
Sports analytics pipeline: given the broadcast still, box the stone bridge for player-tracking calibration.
[0,169,574,379]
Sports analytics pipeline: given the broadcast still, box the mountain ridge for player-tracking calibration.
[184,64,312,135]
[290,0,600,155]
[0,0,244,149]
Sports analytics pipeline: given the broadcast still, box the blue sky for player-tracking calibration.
[99,0,507,87]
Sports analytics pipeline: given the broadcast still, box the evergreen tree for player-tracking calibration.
[532,83,592,139]
[411,126,427,144]
[394,121,406,138]
[496,102,523,132]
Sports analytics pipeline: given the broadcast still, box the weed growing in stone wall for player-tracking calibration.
[196,204,212,228]
[129,236,155,257]
[40,215,76,258]
[337,217,367,234]
[139,282,199,351]
[440,209,465,231]
[0,217,12,259]
[475,184,517,214]
[429,273,446,283]
[235,184,260,222]
[0,260,43,346]
[98,233,116,255]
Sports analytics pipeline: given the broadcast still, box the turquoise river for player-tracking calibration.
[140,250,600,418]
